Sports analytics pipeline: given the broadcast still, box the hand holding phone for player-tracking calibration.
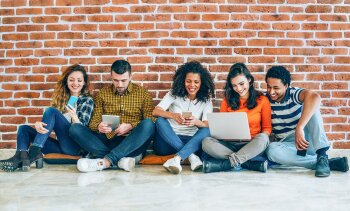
[67,96,78,108]
[182,111,192,119]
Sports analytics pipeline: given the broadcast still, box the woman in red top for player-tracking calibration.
[202,63,272,173]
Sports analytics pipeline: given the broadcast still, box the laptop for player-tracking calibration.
[207,112,251,141]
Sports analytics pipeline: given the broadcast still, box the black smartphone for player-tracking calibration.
[297,150,307,156]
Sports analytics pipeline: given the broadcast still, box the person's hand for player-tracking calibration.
[115,123,133,136]
[183,116,198,127]
[34,122,49,134]
[98,122,112,134]
[65,105,79,122]
[171,113,185,124]
[295,127,309,150]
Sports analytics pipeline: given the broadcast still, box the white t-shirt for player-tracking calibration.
[157,91,213,136]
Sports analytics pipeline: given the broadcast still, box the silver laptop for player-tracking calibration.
[207,112,251,141]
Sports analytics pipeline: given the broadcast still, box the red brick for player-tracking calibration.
[333,142,350,149]
[46,24,69,31]
[119,48,147,55]
[70,58,96,64]
[88,15,113,22]
[205,48,232,55]
[1,0,26,7]
[33,67,59,74]
[30,32,55,40]
[335,74,350,81]
[335,57,350,64]
[0,42,14,49]
[286,32,313,39]
[316,32,342,39]
[155,57,184,64]
[307,57,332,64]
[45,7,71,14]
[320,15,347,22]
[176,48,203,55]
[200,31,227,38]
[1,117,26,124]
[64,49,90,56]
[231,14,259,21]
[129,40,158,47]
[332,125,350,132]
[31,100,52,107]
[148,65,176,72]
[273,23,300,30]
[220,39,246,46]
[184,23,212,29]
[44,41,71,48]
[295,65,321,72]
[72,24,98,31]
[14,58,39,66]
[293,48,320,55]
[261,14,290,21]
[171,31,198,38]
[132,73,159,81]
[46,75,60,82]
[219,5,247,12]
[56,0,82,6]
[3,34,28,41]
[19,75,45,82]
[61,15,86,22]
[326,134,345,141]
[217,57,246,64]
[149,48,175,55]
[264,48,290,55]
[160,40,187,46]
[74,7,101,14]
[303,23,328,30]
[0,26,15,32]
[84,0,110,5]
[189,5,218,12]
[17,108,44,115]
[115,15,142,22]
[144,14,171,22]
[322,82,348,90]
[127,56,153,64]
[231,31,257,38]
[0,9,15,15]
[307,40,333,47]
[292,15,318,21]
[99,40,127,47]
[113,32,138,39]
[14,92,40,98]
[156,23,182,30]
[17,25,44,32]
[338,108,350,115]
[244,23,270,30]
[141,31,169,38]
[334,6,350,13]
[335,40,350,47]
[32,16,58,23]
[324,65,350,72]
[2,17,29,24]
[248,56,275,63]
[250,6,276,13]
[203,14,230,21]
[130,5,156,13]
[174,14,200,21]
[6,50,33,57]
[2,84,28,91]
[157,5,187,13]
[215,23,241,29]
[330,24,350,30]
[306,5,332,13]
[41,58,68,65]
[102,6,128,13]
[16,41,42,48]
[58,32,83,39]
[160,74,174,81]
[143,83,171,90]
[0,125,17,132]
[188,57,216,64]
[248,39,275,46]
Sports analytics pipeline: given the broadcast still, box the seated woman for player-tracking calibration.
[152,61,215,174]
[0,64,94,172]
[202,63,272,173]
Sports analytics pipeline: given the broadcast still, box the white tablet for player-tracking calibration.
[102,115,120,130]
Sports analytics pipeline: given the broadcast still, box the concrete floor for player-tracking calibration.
[0,163,349,211]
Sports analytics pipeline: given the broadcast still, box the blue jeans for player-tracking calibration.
[16,107,81,155]
[266,110,330,170]
[69,118,155,166]
[153,117,210,160]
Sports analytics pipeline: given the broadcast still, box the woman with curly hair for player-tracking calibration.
[202,63,272,173]
[152,60,215,174]
[0,64,94,172]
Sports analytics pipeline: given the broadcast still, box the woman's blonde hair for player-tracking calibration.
[51,64,90,112]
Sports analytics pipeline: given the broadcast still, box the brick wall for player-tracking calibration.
[0,0,349,149]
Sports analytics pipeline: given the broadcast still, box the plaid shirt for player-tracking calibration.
[89,83,155,139]
[76,95,94,126]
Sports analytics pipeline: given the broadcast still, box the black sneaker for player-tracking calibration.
[329,157,349,172]
[241,160,268,173]
[315,155,330,177]
[202,158,232,173]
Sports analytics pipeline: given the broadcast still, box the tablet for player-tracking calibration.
[102,115,120,130]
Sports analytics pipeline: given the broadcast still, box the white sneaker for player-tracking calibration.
[188,154,203,171]
[77,158,106,173]
[163,156,182,174]
[118,157,135,172]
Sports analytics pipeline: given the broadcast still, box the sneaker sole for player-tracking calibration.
[191,164,203,171]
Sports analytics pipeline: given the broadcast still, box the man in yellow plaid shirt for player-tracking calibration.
[70,60,155,172]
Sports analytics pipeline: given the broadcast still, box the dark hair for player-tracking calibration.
[265,66,291,86]
[111,60,131,74]
[171,60,215,103]
[224,63,262,110]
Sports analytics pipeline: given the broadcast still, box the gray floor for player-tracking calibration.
[0,163,349,211]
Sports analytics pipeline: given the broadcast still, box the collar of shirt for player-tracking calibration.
[267,87,291,104]
[112,83,134,96]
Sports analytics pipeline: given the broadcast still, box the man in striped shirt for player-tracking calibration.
[70,60,155,173]
[265,66,348,177]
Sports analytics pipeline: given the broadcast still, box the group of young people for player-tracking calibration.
[0,60,348,178]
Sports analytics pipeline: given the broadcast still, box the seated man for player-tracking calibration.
[70,60,155,172]
[265,66,348,177]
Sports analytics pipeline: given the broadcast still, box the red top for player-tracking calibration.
[220,95,272,138]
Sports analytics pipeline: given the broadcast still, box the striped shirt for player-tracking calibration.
[89,83,155,139]
[267,87,304,140]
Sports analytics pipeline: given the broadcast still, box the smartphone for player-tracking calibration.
[297,150,307,156]
[67,96,78,108]
[102,115,120,130]
[182,111,192,118]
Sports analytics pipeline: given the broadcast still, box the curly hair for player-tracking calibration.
[224,63,262,110]
[51,64,90,112]
[265,66,291,86]
[171,60,215,103]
